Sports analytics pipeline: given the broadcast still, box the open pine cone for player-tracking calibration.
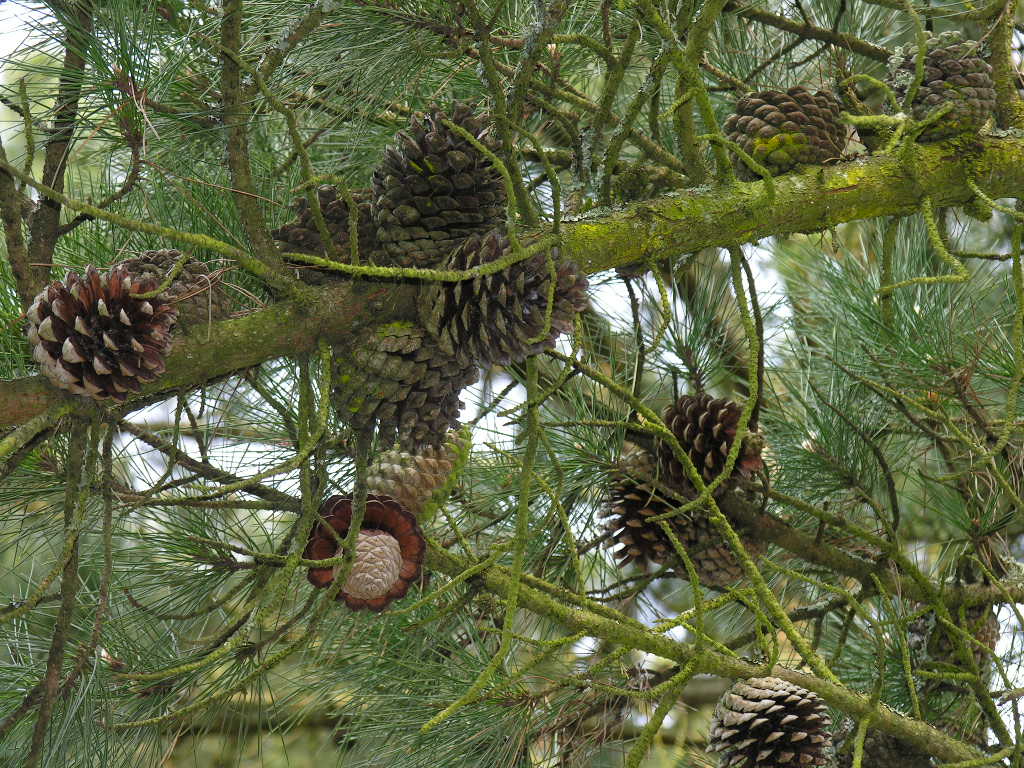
[602,448,759,587]
[708,676,832,767]
[419,229,589,366]
[658,394,765,494]
[304,494,425,611]
[27,264,177,401]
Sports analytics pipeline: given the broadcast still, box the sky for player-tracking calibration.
[0,5,35,59]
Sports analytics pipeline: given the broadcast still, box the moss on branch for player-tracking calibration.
[425,545,982,763]
[3,136,1024,429]
[561,134,1024,272]
[0,281,418,429]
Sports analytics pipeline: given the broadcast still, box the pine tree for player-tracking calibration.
[0,0,1022,766]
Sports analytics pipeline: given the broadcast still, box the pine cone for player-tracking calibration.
[420,229,589,366]
[366,431,467,517]
[27,265,177,401]
[889,31,994,141]
[723,86,846,180]
[118,249,231,329]
[372,103,506,267]
[601,449,760,587]
[658,394,765,493]
[273,187,377,272]
[304,494,425,610]
[708,677,833,767]
[333,322,479,450]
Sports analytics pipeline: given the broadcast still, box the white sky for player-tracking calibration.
[0,5,36,57]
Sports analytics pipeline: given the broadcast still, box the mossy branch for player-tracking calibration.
[2,137,1024,430]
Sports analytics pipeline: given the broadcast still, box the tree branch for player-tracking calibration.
[560,135,1024,272]
[426,544,983,763]
[24,0,94,305]
[0,136,1023,428]
[725,2,891,62]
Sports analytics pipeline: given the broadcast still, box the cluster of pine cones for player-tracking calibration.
[603,394,765,588]
[723,31,993,179]
[26,104,589,453]
[26,249,229,402]
[275,103,589,450]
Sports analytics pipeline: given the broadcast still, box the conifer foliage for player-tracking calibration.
[0,0,1022,766]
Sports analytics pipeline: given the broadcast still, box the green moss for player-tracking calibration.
[375,320,415,335]
[751,132,809,170]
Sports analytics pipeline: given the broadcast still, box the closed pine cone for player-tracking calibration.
[889,31,995,141]
[366,431,467,517]
[723,86,846,180]
[333,322,479,450]
[27,264,177,401]
[372,103,505,267]
[708,676,832,767]
[419,229,589,366]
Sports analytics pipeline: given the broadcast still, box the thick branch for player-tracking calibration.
[0,281,417,429]
[560,135,1024,272]
[2,136,1024,428]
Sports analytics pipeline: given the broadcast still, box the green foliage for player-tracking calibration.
[0,0,1022,765]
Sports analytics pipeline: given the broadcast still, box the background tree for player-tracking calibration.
[0,0,1023,766]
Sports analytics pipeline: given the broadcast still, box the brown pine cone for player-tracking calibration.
[708,676,832,767]
[601,449,761,587]
[889,31,995,141]
[723,86,846,179]
[333,322,479,450]
[419,229,589,366]
[27,265,177,401]
[304,494,425,611]
[273,187,377,275]
[658,394,765,493]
